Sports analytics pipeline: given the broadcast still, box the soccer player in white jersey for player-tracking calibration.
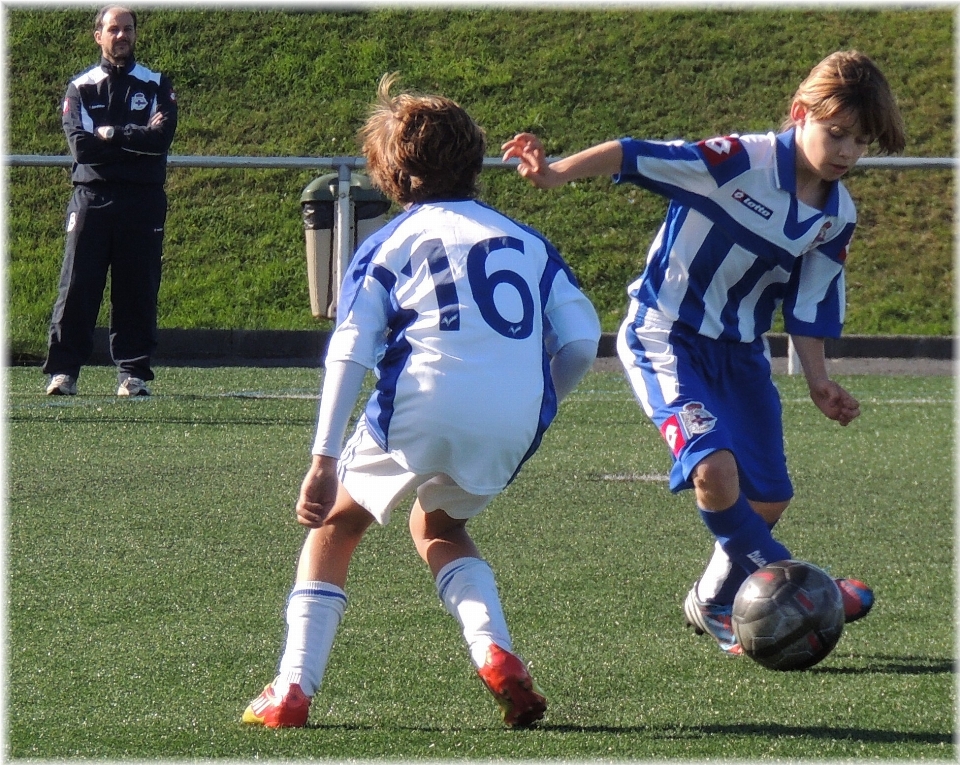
[503,51,906,656]
[243,74,600,727]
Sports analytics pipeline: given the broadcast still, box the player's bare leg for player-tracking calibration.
[243,492,372,727]
[691,449,740,511]
[296,497,374,588]
[409,500,480,577]
[411,502,546,727]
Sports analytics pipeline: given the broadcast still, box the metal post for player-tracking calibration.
[787,336,800,375]
[332,162,354,317]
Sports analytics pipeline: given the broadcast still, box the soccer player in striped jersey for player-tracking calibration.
[243,74,600,727]
[503,50,906,655]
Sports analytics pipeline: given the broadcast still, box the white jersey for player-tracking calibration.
[615,129,857,342]
[324,199,600,495]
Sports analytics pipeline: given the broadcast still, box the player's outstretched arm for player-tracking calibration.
[501,133,623,189]
[791,335,860,426]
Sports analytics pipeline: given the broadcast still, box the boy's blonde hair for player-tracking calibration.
[782,50,906,154]
[359,73,486,205]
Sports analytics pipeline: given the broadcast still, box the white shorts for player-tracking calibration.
[337,419,497,525]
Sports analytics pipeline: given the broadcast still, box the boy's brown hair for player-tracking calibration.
[782,50,906,154]
[359,73,486,205]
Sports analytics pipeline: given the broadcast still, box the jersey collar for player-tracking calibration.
[775,128,841,216]
[99,56,136,77]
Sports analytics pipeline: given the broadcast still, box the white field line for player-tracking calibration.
[562,389,952,407]
[9,390,950,408]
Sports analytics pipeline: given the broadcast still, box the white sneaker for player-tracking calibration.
[117,377,151,397]
[45,374,78,396]
[683,584,743,656]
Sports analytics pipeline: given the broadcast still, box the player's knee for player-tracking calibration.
[326,503,374,541]
[410,505,467,555]
[750,499,791,525]
[692,450,740,508]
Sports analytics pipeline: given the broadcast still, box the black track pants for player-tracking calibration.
[44,183,166,381]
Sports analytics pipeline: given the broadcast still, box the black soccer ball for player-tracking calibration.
[732,559,844,671]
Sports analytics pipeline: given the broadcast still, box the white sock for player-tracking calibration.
[274,581,347,697]
[697,542,733,601]
[697,540,754,606]
[436,557,512,669]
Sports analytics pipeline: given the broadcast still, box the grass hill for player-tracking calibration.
[5,7,954,359]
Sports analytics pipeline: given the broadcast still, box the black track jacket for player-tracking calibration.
[62,57,177,186]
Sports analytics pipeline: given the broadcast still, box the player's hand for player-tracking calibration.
[149,112,166,127]
[295,455,339,528]
[501,132,564,189]
[809,379,860,426]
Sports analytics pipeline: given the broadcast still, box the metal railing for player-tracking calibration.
[4,154,956,170]
[7,152,954,372]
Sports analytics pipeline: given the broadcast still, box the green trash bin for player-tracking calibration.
[301,172,390,319]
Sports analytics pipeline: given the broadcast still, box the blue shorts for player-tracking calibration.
[617,312,793,502]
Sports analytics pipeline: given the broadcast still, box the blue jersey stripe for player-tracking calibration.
[369,307,418,449]
[615,130,855,342]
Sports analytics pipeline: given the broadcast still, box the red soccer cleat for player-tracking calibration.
[835,577,874,623]
[477,644,547,728]
[242,682,311,728]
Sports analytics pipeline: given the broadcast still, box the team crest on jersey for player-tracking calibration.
[130,92,149,110]
[800,221,837,256]
[698,136,744,167]
[812,221,833,247]
[659,402,717,457]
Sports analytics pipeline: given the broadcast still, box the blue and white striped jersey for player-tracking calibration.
[615,129,856,342]
[325,199,600,495]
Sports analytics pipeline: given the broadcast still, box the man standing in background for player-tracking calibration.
[44,5,177,397]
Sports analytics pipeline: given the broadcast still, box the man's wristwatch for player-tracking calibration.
[103,126,115,140]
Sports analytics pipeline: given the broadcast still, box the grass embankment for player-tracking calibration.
[6,8,954,358]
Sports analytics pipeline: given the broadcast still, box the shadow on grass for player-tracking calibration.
[648,722,954,747]
[813,654,954,676]
[302,720,953,748]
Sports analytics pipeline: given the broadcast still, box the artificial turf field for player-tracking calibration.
[5,365,955,760]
